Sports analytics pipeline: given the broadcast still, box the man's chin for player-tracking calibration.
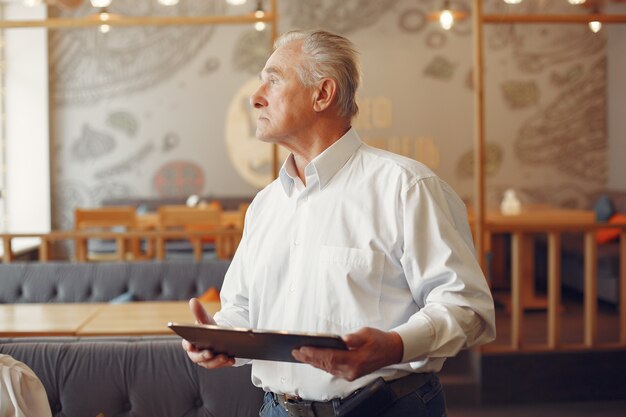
[255,132,275,144]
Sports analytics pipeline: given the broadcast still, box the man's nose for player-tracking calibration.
[250,86,267,109]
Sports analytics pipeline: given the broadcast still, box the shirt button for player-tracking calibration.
[281,377,287,383]
[293,240,300,246]
[289,286,294,292]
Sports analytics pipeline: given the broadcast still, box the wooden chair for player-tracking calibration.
[74,206,142,262]
[155,205,223,261]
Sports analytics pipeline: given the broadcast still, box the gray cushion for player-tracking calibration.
[0,261,230,304]
[0,336,263,417]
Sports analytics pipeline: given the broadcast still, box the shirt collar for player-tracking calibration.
[278,128,362,195]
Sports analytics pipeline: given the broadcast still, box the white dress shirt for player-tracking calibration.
[0,354,52,417]
[214,128,495,401]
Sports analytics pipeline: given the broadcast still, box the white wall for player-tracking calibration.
[4,3,51,232]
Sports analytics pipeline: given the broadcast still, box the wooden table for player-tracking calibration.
[0,303,105,337]
[0,301,220,337]
[476,206,596,311]
[77,301,220,336]
[136,210,243,230]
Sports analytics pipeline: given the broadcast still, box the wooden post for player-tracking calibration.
[472,0,486,272]
[39,237,50,262]
[483,14,626,24]
[75,237,86,262]
[116,236,126,261]
[270,0,280,180]
[583,231,598,348]
[2,236,13,263]
[619,228,626,346]
[547,232,561,349]
[156,237,165,261]
[0,12,278,30]
[192,238,202,262]
[511,232,523,349]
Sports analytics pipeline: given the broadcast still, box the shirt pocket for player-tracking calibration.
[316,245,385,330]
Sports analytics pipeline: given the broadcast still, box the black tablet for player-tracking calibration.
[168,322,347,363]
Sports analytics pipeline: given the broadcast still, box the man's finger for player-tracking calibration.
[189,297,216,325]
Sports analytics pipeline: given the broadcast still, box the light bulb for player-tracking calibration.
[588,20,602,33]
[158,0,180,5]
[23,0,43,7]
[255,21,266,31]
[503,0,522,4]
[226,0,247,5]
[99,24,110,34]
[439,9,454,30]
[90,0,112,7]
[568,0,586,4]
[254,10,265,18]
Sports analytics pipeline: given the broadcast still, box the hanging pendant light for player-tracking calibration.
[90,0,112,8]
[439,0,454,31]
[588,20,602,33]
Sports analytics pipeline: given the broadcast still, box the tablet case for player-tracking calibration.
[169,323,347,363]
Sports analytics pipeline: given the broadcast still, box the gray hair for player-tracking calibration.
[274,30,361,120]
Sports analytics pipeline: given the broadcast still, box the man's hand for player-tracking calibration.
[291,327,404,381]
[181,298,235,369]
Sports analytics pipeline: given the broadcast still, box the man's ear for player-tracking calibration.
[312,78,337,112]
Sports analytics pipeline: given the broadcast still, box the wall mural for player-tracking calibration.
[423,56,457,81]
[480,1,607,208]
[199,57,221,76]
[233,29,272,75]
[519,183,595,210]
[49,0,612,237]
[515,56,607,185]
[425,31,447,49]
[90,182,135,207]
[71,124,116,162]
[287,0,400,34]
[456,143,504,180]
[106,111,139,137]
[161,132,180,153]
[500,80,539,110]
[225,77,289,188]
[94,142,156,179]
[398,7,427,34]
[550,64,584,87]
[152,160,205,198]
[49,1,224,105]
[510,27,605,74]
[53,180,92,230]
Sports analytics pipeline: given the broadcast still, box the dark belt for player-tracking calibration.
[274,372,434,417]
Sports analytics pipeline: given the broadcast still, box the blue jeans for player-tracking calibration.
[259,375,447,417]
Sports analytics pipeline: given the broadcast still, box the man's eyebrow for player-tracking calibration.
[259,66,283,80]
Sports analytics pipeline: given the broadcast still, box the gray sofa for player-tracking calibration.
[0,260,264,417]
[0,260,230,304]
[0,336,263,417]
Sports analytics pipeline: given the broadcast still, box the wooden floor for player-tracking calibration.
[464,289,626,410]
[448,400,626,417]
[487,289,621,348]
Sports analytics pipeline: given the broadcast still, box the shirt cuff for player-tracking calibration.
[392,314,436,363]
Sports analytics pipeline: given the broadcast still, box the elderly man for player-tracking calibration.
[183,29,495,417]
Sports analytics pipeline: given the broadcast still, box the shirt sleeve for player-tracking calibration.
[391,176,496,364]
